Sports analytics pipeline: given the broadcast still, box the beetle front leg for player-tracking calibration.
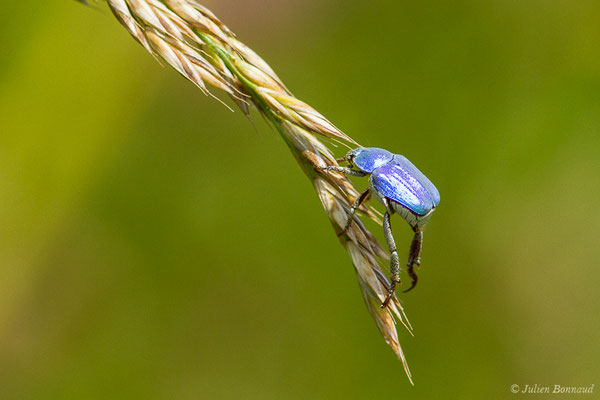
[318,166,367,177]
[381,209,401,308]
[403,230,423,293]
[338,187,371,237]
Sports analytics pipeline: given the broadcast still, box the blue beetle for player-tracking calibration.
[321,147,440,307]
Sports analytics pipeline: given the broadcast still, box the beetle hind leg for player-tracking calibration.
[403,230,423,293]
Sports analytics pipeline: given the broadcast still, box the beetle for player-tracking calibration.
[320,147,440,308]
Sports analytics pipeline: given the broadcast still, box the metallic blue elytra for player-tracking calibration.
[371,156,440,217]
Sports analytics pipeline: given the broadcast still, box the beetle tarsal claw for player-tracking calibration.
[403,261,419,293]
[381,278,401,308]
[337,219,351,237]
[381,291,395,309]
[402,282,417,293]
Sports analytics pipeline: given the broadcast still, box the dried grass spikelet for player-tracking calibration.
[96,0,414,383]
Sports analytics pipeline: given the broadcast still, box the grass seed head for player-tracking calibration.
[94,0,414,383]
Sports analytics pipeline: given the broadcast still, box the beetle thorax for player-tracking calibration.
[350,147,394,173]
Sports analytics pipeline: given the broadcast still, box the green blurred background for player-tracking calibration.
[1,1,599,399]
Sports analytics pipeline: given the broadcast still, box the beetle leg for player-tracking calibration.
[338,188,371,237]
[381,207,401,308]
[403,230,423,293]
[318,166,367,177]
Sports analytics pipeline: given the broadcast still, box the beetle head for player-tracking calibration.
[342,148,360,165]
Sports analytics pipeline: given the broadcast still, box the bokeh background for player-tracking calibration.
[1,1,599,399]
